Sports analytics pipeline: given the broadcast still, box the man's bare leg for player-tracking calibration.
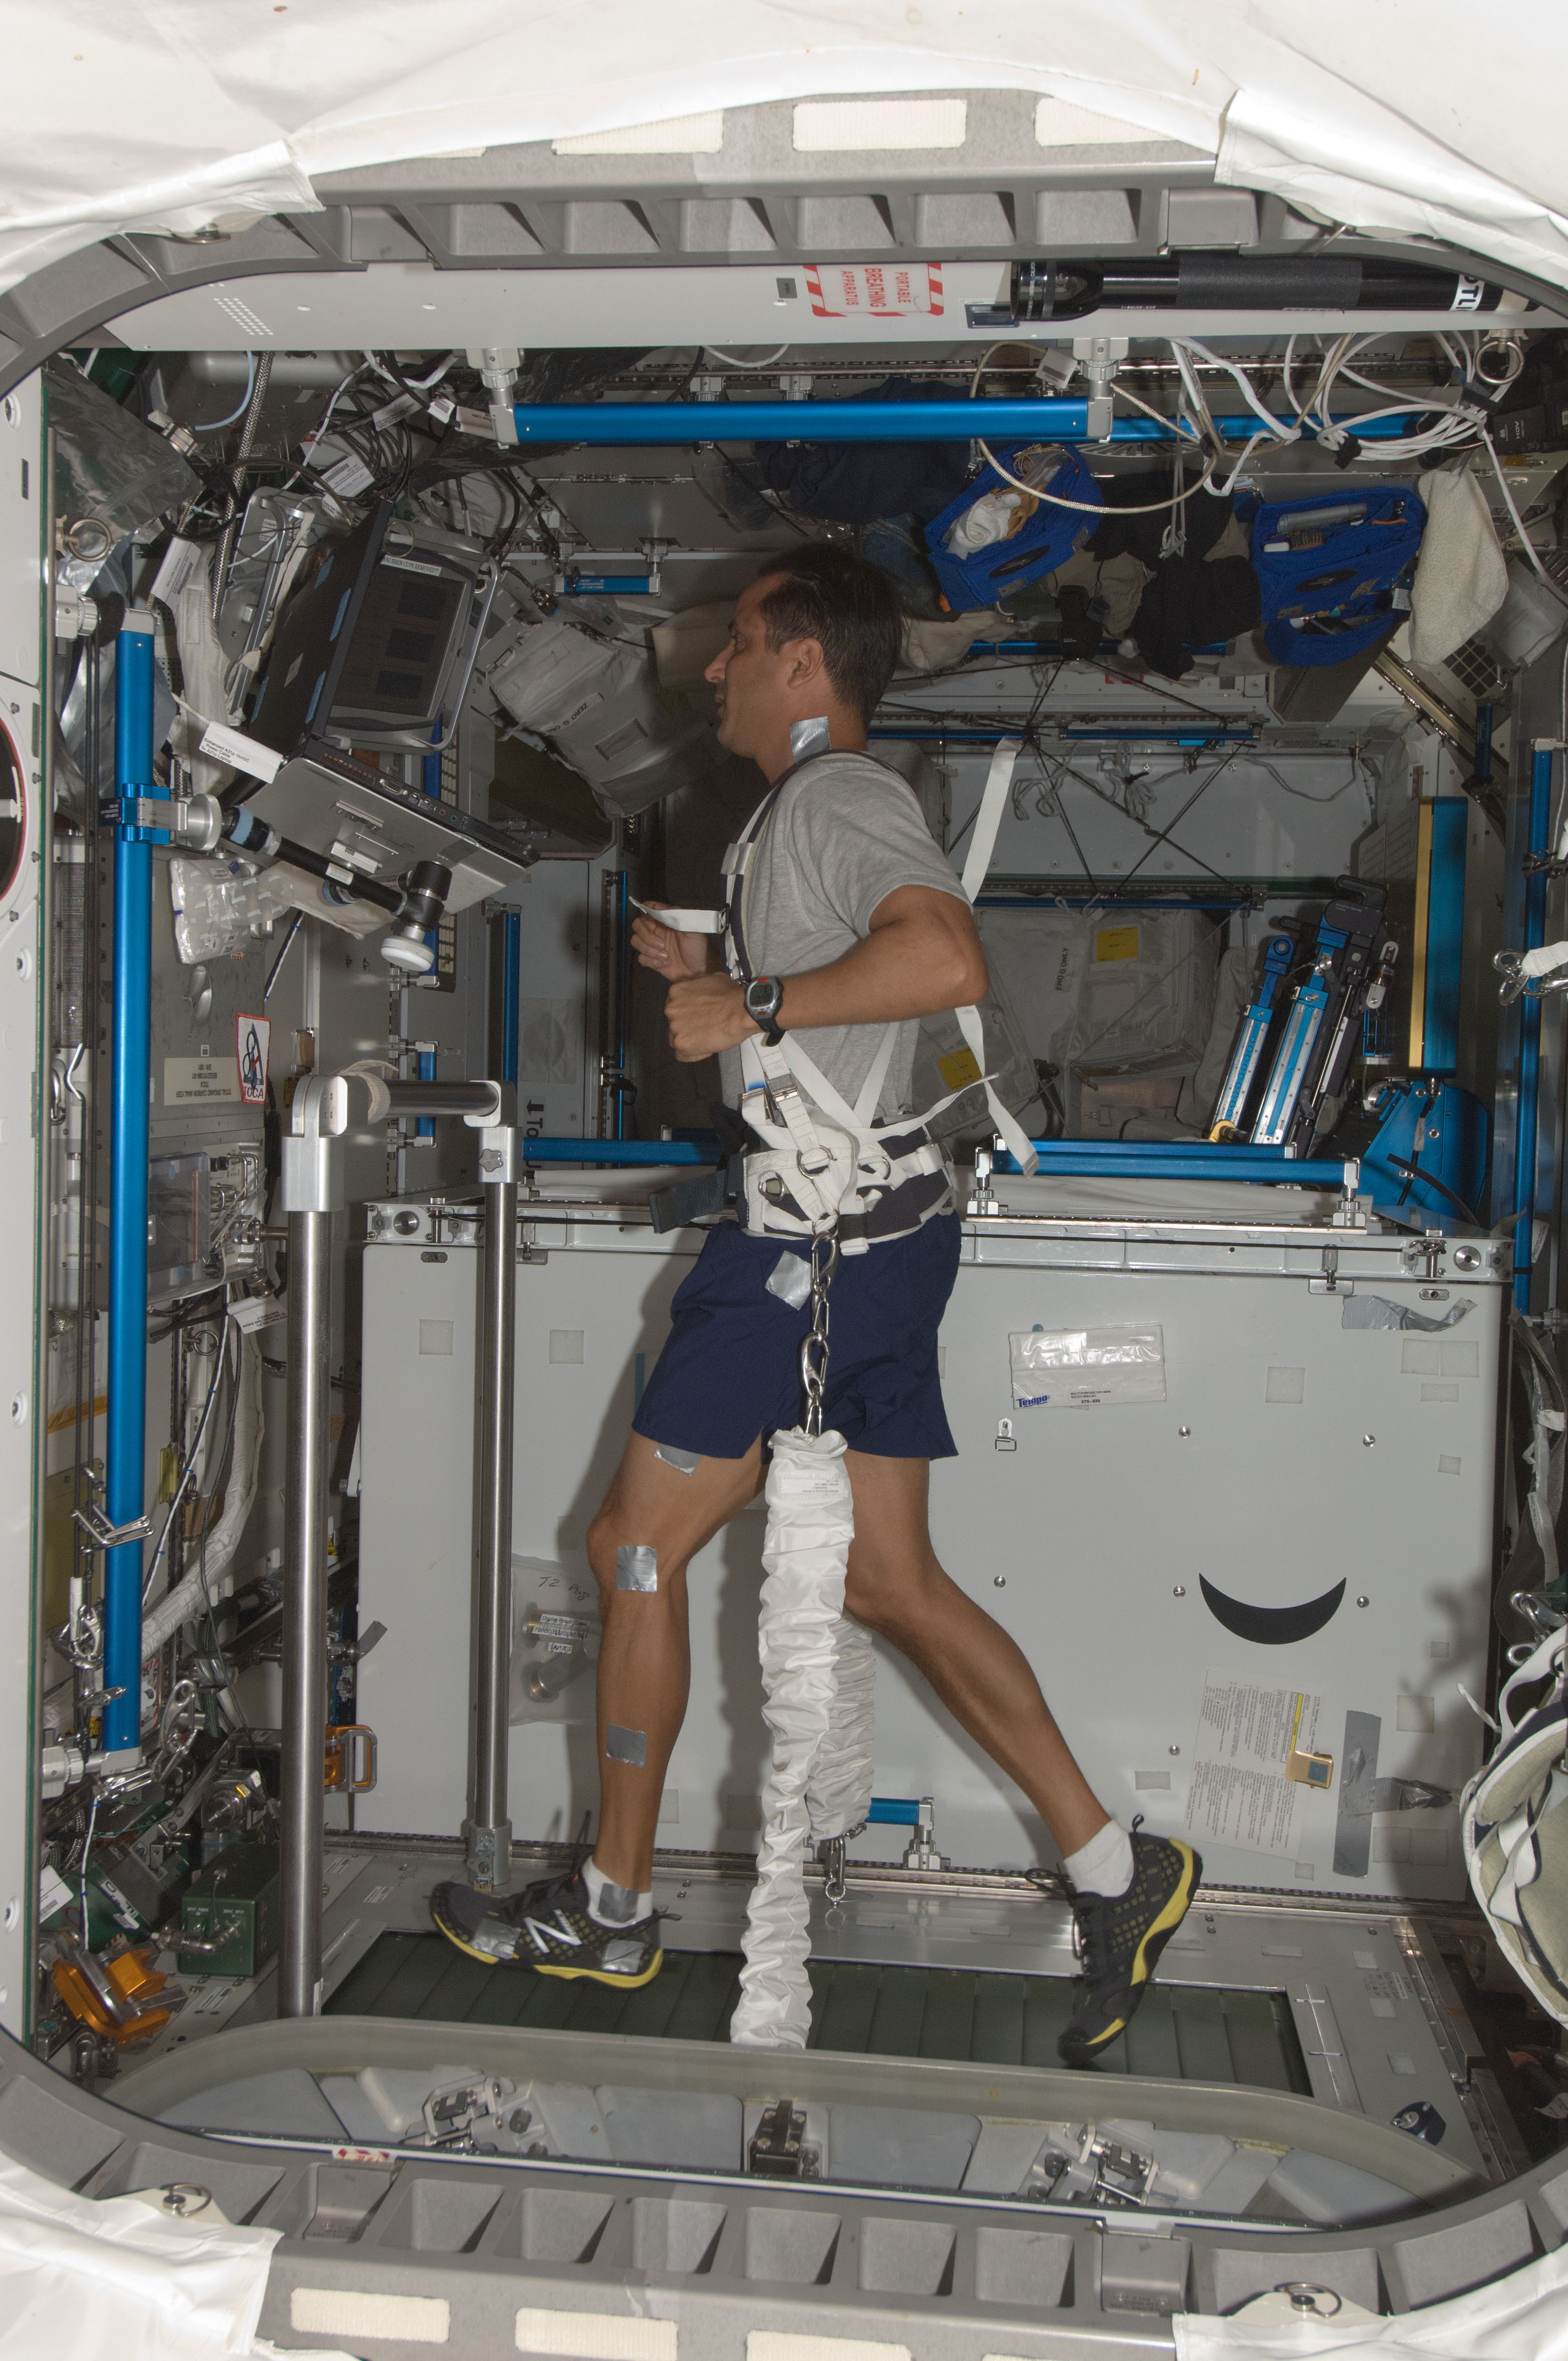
[584,1433,761,1891]
[841,1449,1110,1859]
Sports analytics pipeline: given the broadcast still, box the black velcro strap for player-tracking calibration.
[649,1166,731,1234]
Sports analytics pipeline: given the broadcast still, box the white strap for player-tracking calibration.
[959,737,1021,903]
[955,1000,1038,1175]
[630,897,725,935]
[852,1024,900,1128]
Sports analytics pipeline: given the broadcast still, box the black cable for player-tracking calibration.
[1388,1155,1480,1230]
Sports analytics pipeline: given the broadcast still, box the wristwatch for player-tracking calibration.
[743,974,787,1047]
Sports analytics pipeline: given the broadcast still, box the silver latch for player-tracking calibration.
[1309,1245,1353,1296]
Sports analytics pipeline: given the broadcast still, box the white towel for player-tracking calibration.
[1408,467,1509,665]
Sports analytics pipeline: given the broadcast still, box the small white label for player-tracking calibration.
[198,721,283,784]
[323,454,375,498]
[371,391,421,430]
[164,1055,240,1106]
[150,535,205,607]
[230,1296,285,1334]
[38,1866,72,1919]
[382,554,444,578]
[236,1013,270,1105]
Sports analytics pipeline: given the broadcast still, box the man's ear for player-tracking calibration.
[785,635,827,690]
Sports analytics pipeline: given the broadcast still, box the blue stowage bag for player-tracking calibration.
[923,443,1102,614]
[1261,608,1402,667]
[1243,485,1424,667]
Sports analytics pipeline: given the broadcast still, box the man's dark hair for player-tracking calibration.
[754,543,902,727]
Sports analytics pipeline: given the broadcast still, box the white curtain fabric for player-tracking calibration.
[730,1425,864,2050]
[1174,2238,1568,2361]
[0,2154,355,2361]
[0,4,1564,304]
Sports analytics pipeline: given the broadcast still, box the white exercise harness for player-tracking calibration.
[720,730,1039,1248]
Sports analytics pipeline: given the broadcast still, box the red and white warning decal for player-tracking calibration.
[805,262,944,319]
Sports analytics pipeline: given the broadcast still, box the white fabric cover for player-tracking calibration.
[1461,1624,1568,2027]
[0,6,1565,306]
[1174,2235,1568,2361]
[730,1426,862,2050]
[1408,471,1510,666]
[0,2153,318,2361]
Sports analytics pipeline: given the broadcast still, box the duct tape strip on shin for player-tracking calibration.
[731,1426,864,2049]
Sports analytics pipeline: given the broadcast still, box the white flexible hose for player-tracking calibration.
[731,1426,864,2049]
[808,1614,875,1845]
[141,1329,264,1661]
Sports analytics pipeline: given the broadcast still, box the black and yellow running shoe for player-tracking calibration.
[1057,1832,1202,2067]
[430,1868,665,1989]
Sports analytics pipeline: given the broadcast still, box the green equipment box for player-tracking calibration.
[179,1842,281,1980]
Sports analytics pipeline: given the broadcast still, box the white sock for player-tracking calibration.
[583,1854,651,1928]
[1064,1820,1134,1898]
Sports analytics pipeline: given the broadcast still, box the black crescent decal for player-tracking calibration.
[1199,1574,1346,1646]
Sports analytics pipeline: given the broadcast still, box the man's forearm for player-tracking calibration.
[662,895,988,1062]
[772,917,983,1031]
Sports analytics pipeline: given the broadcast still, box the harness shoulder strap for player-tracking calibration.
[949,739,1038,1176]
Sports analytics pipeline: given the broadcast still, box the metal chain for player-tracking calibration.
[799,1227,840,1439]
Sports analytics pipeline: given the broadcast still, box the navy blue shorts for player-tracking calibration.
[633,1214,961,1462]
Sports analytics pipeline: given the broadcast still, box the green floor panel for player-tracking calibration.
[328,1930,425,2019]
[865,1965,931,2059]
[324,1936,1310,2092]
[1169,1986,1236,2085]
[968,1974,1027,2067]
[660,1950,744,2043]
[918,1968,978,2062]
[1224,1994,1308,2095]
[807,1960,881,2054]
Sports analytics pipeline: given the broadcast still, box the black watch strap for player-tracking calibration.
[746,974,787,1046]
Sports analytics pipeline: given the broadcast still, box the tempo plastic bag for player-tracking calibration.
[1010,1324,1166,1410]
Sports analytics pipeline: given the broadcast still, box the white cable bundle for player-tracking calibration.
[730,1426,869,2049]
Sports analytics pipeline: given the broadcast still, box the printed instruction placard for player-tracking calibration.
[1186,1671,1323,1858]
[164,1054,239,1106]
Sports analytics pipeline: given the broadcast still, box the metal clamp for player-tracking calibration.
[175,1913,244,1960]
[800,1230,839,1440]
[820,1835,847,1903]
[282,1072,350,1216]
[70,1503,152,1554]
[749,2097,820,2180]
[324,1724,378,1793]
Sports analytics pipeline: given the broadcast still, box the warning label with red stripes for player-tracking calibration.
[805,263,944,318]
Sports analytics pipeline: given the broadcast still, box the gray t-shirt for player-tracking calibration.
[718,752,969,1120]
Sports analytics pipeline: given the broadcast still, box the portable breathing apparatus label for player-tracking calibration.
[164,1054,239,1105]
[236,1013,270,1105]
[806,260,944,318]
[1188,1672,1324,1858]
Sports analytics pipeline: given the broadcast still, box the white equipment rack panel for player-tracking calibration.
[356,1174,1505,1903]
